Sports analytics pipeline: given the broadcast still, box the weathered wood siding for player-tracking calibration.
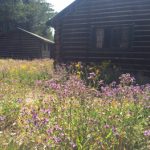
[0,30,52,59]
[55,0,150,73]
[58,0,89,61]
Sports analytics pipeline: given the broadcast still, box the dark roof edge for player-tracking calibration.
[47,0,82,27]
[17,27,54,44]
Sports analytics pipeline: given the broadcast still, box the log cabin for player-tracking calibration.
[47,0,150,73]
[0,28,54,59]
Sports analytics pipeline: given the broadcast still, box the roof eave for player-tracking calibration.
[17,27,54,44]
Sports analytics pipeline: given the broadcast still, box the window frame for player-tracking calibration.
[93,25,133,51]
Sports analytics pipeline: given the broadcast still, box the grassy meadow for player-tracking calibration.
[0,59,149,150]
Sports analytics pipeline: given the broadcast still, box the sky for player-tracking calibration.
[47,0,74,12]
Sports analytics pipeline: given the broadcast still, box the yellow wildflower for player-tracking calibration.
[75,62,81,69]
[21,64,27,70]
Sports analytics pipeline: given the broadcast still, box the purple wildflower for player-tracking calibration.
[112,126,119,138]
[98,80,104,86]
[53,136,61,143]
[88,72,96,79]
[70,141,77,148]
[47,129,53,135]
[32,112,37,120]
[34,120,39,127]
[0,116,5,121]
[42,109,51,115]
[17,98,22,103]
[104,124,110,129]
[119,73,135,86]
[54,125,62,131]
[144,130,150,137]
[42,118,49,125]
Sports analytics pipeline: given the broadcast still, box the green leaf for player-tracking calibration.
[106,131,112,139]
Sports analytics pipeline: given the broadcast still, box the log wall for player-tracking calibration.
[54,0,150,73]
[0,30,52,59]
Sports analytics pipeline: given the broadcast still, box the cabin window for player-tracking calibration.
[96,29,104,48]
[42,43,49,51]
[41,43,50,58]
[111,28,121,48]
[95,27,130,49]
[120,27,130,48]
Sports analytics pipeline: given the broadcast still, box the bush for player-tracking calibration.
[67,61,121,88]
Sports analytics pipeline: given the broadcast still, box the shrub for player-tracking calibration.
[67,61,121,88]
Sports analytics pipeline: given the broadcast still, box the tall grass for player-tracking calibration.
[0,59,149,149]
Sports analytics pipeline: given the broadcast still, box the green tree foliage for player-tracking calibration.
[0,0,56,39]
